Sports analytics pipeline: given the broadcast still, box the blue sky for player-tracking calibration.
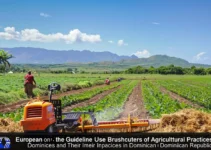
[0,0,211,64]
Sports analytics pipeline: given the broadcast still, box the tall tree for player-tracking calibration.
[0,49,13,73]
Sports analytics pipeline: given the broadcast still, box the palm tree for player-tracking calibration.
[0,49,13,73]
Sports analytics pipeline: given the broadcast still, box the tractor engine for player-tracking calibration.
[20,100,56,132]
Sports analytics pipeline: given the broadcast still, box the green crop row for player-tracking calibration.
[169,80,211,90]
[0,81,126,122]
[60,80,129,108]
[72,80,138,121]
[0,108,23,122]
[142,81,189,118]
[157,80,211,109]
[0,73,119,104]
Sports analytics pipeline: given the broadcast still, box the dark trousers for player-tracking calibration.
[24,83,35,98]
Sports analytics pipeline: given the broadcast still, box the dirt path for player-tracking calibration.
[160,87,204,109]
[63,86,121,112]
[115,83,150,120]
[0,83,111,113]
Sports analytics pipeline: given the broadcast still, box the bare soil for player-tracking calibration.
[63,86,121,112]
[160,87,204,109]
[115,82,150,120]
[0,83,110,113]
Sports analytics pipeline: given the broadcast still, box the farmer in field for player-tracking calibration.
[105,78,110,85]
[24,71,36,98]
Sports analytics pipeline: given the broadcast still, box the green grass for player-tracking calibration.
[0,73,119,104]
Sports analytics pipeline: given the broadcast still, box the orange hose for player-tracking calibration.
[78,122,149,130]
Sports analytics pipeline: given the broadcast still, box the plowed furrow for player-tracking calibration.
[116,82,150,120]
[0,83,110,113]
[160,87,204,109]
[63,86,121,112]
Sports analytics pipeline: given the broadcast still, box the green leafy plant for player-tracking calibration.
[142,81,190,118]
[72,81,138,121]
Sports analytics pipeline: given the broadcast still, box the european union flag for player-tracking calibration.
[0,137,11,149]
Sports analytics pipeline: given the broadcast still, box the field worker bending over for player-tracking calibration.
[105,78,110,85]
[24,71,36,98]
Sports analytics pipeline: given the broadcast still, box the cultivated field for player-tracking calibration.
[1,73,211,132]
[0,73,118,104]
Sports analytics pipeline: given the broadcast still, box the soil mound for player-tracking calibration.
[0,118,23,132]
[155,109,211,132]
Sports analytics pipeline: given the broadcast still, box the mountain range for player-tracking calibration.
[1,47,210,68]
[2,47,137,64]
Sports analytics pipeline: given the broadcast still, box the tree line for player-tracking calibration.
[1,49,211,75]
[124,65,210,75]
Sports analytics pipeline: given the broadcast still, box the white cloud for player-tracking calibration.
[133,50,151,58]
[117,40,128,46]
[0,27,20,40]
[0,27,102,43]
[193,52,206,60]
[40,12,51,17]
[108,40,113,43]
[152,22,160,25]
